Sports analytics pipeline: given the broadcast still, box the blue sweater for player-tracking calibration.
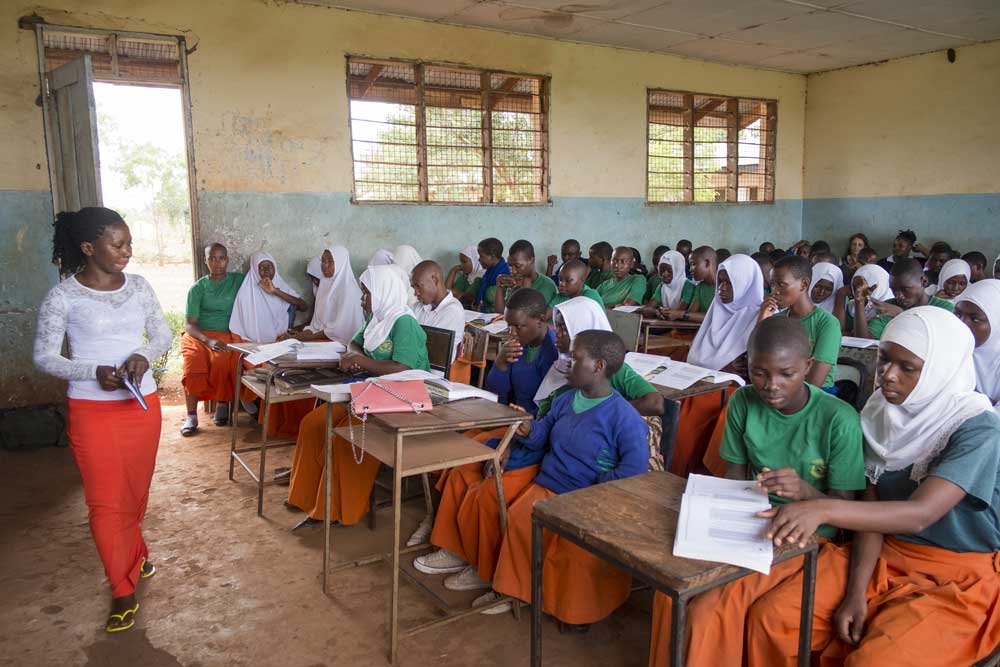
[519,390,649,494]
[485,328,559,415]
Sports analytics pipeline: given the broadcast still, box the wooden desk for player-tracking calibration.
[462,321,505,387]
[530,471,817,667]
[227,342,338,516]
[639,317,700,354]
[652,377,734,403]
[838,344,878,407]
[311,391,529,664]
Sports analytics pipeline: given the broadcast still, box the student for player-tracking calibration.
[487,331,650,621]
[811,250,839,267]
[33,207,171,632]
[791,240,812,258]
[809,262,844,313]
[760,256,842,391]
[644,244,671,302]
[956,279,1000,408]
[665,246,717,322]
[963,251,988,283]
[769,248,788,264]
[585,241,614,289]
[445,245,484,306]
[411,260,466,363]
[389,244,422,307]
[856,258,955,340]
[229,252,306,344]
[630,247,649,277]
[546,238,583,281]
[286,265,430,530]
[833,263,892,335]
[494,239,557,313]
[280,245,363,345]
[474,237,510,313]
[759,241,776,255]
[180,242,243,436]
[641,250,691,316]
[751,251,773,296]
[716,248,732,264]
[994,253,1000,280]
[596,246,647,308]
[877,228,923,270]
[928,257,970,302]
[857,246,878,266]
[745,307,1000,667]
[648,317,865,666]
[841,233,870,273]
[548,259,602,312]
[369,248,394,266]
[675,239,693,270]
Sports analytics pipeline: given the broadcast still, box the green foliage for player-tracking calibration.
[152,311,186,385]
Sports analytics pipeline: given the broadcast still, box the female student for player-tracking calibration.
[928,257,970,302]
[956,279,1000,407]
[596,246,647,308]
[280,245,363,345]
[229,252,306,344]
[34,207,172,632]
[445,245,484,306]
[644,244,670,302]
[369,248,394,266]
[746,307,1000,667]
[286,265,430,530]
[994,253,1000,280]
[180,242,243,436]
[641,250,691,316]
[474,237,510,313]
[832,263,891,335]
[809,261,844,313]
[585,242,614,289]
[663,246,717,322]
[389,244,422,307]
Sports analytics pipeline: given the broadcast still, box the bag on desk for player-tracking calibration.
[346,380,432,463]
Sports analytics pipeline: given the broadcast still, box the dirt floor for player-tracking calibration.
[0,396,651,667]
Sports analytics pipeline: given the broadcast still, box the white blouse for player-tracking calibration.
[34,274,172,401]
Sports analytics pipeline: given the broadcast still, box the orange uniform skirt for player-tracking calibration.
[180,330,241,401]
[492,482,633,625]
[286,404,380,524]
[746,538,1000,667]
[669,387,733,477]
[66,393,162,598]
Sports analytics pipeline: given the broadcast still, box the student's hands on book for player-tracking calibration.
[339,351,366,374]
[204,337,227,351]
[756,467,816,501]
[757,499,826,548]
[835,592,868,646]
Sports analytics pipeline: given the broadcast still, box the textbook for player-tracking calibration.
[840,336,879,349]
[673,474,773,574]
[273,367,352,391]
[295,341,346,361]
[464,310,502,324]
[624,352,746,389]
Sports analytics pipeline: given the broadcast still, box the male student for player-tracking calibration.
[475,237,510,313]
[759,241,776,255]
[675,239,693,268]
[963,251,988,283]
[758,256,842,391]
[648,316,865,666]
[494,239,557,313]
[855,257,955,339]
[751,251,773,296]
[596,246,647,307]
[411,260,466,362]
[665,245,716,322]
[546,238,583,282]
[877,229,927,270]
[585,242,614,289]
[548,259,602,313]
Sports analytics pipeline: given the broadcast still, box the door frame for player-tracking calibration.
[31,22,202,280]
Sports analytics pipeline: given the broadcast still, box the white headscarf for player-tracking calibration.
[809,262,844,313]
[305,246,365,345]
[461,245,485,280]
[658,250,688,309]
[392,245,422,275]
[956,279,1000,405]
[849,264,892,321]
[369,248,394,266]
[534,297,613,401]
[229,251,299,343]
[861,306,993,483]
[687,254,764,371]
[927,258,971,300]
[306,255,323,297]
[358,265,412,353]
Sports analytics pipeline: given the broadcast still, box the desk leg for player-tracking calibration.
[258,368,276,517]
[323,402,333,596]
[797,546,818,667]
[389,433,403,665]
[229,352,246,481]
[669,592,687,667]
[530,515,543,667]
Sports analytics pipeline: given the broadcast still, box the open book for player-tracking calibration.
[625,352,746,390]
[313,369,498,405]
[673,474,773,574]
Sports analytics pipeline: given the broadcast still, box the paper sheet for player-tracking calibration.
[483,320,509,335]
[296,341,346,361]
[309,383,353,402]
[245,340,300,365]
[465,310,501,324]
[613,305,642,313]
[624,352,671,382]
[841,336,879,349]
[673,474,774,574]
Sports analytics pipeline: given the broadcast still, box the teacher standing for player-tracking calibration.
[33,207,171,633]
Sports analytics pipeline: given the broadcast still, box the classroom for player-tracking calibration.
[2,0,1000,665]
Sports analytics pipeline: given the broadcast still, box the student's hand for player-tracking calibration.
[339,351,366,374]
[757,500,827,548]
[757,467,814,501]
[546,255,558,269]
[118,354,150,383]
[665,309,685,321]
[835,284,852,300]
[276,331,291,341]
[497,275,516,289]
[259,277,277,295]
[936,289,949,298]
[499,337,524,366]
[870,298,902,317]
[96,365,124,391]
[913,242,929,256]
[203,337,226,352]
[835,591,868,646]
[759,296,780,320]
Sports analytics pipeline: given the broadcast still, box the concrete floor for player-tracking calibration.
[0,403,650,667]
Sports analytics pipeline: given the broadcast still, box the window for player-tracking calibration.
[347,57,549,204]
[647,90,776,204]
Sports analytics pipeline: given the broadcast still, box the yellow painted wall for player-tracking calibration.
[0,0,806,200]
[803,40,1000,199]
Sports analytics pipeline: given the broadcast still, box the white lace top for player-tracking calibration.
[33,274,172,401]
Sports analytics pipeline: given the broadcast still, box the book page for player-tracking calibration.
[841,336,879,349]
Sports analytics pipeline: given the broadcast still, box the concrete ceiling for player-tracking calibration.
[299,0,1000,73]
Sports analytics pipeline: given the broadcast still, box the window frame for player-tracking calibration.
[645,88,777,206]
[346,55,551,207]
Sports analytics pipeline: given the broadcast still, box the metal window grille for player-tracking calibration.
[43,30,182,85]
[647,89,776,204]
[348,57,549,204]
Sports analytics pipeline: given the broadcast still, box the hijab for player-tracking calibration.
[658,250,688,310]
[358,265,412,353]
[391,245,422,275]
[809,262,844,313]
[956,279,1000,405]
[305,245,365,345]
[927,258,971,300]
[849,264,892,321]
[461,245,485,281]
[306,255,323,297]
[861,306,993,483]
[229,251,299,343]
[534,297,613,401]
[687,254,764,371]
[476,256,511,309]
[369,248,394,266]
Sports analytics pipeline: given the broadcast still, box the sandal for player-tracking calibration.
[140,558,156,579]
[105,602,139,633]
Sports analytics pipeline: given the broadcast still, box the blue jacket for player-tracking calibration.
[485,328,559,415]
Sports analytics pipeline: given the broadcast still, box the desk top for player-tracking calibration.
[531,471,813,594]
[652,378,733,402]
[369,398,528,435]
[229,341,342,369]
[640,318,702,331]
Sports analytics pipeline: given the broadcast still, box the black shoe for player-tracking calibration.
[213,403,231,427]
[292,516,339,532]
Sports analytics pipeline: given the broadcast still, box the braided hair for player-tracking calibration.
[51,207,125,277]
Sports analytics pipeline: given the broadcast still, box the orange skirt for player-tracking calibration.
[492,482,632,625]
[180,330,241,401]
[67,393,162,598]
[746,539,1000,667]
[257,398,315,439]
[700,401,731,478]
[287,404,381,524]
[669,388,732,477]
